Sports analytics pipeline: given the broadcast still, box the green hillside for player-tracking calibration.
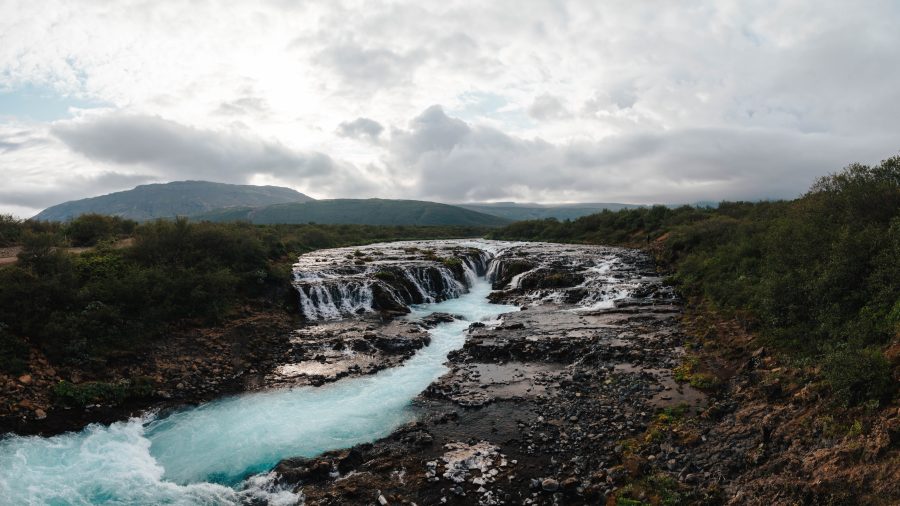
[34,181,313,222]
[459,202,643,221]
[195,198,512,227]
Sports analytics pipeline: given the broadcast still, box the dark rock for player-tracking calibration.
[370,283,410,314]
[337,448,365,474]
[275,456,333,484]
[519,270,585,290]
[541,478,560,492]
[421,313,458,327]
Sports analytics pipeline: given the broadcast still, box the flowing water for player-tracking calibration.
[0,278,517,505]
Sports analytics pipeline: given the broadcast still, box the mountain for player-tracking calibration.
[33,181,314,222]
[194,199,512,227]
[459,202,644,221]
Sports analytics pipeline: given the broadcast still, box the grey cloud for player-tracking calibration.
[215,96,270,116]
[0,128,49,153]
[315,42,426,90]
[528,94,568,121]
[51,113,336,184]
[390,106,566,201]
[0,171,155,212]
[0,140,22,152]
[336,117,384,143]
[390,105,896,204]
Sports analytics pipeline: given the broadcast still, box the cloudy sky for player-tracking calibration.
[1,1,898,217]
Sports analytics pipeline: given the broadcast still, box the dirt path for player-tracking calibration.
[0,239,134,265]
[0,246,22,265]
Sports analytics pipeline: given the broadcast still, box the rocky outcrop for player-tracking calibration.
[292,242,491,320]
[486,242,675,309]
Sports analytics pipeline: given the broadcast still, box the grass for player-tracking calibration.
[673,356,721,391]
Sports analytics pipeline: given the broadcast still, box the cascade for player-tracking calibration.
[292,245,494,320]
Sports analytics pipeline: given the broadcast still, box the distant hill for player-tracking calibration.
[194,199,512,227]
[459,202,644,221]
[33,181,314,222]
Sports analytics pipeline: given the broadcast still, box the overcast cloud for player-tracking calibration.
[1,0,898,216]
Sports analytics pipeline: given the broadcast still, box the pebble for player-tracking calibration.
[541,478,559,492]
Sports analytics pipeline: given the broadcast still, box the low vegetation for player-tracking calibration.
[52,377,155,408]
[493,157,900,406]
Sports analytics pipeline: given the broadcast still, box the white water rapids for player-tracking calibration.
[0,279,518,505]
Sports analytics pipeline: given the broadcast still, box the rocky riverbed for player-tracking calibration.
[265,240,713,505]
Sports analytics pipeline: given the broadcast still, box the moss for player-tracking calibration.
[673,355,720,391]
[688,373,721,390]
[373,270,397,282]
[616,498,648,506]
[52,377,156,407]
[440,257,463,268]
[614,473,686,506]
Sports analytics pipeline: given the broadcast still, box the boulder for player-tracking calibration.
[274,456,333,484]
[541,478,560,492]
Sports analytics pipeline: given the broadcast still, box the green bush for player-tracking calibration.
[0,214,23,246]
[0,324,28,375]
[63,213,136,247]
[822,347,894,406]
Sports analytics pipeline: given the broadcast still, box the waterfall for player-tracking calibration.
[403,268,434,303]
[291,244,495,321]
[460,256,478,286]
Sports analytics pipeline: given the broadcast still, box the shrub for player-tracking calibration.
[822,347,894,406]
[64,214,135,247]
[0,214,23,246]
[0,324,28,375]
